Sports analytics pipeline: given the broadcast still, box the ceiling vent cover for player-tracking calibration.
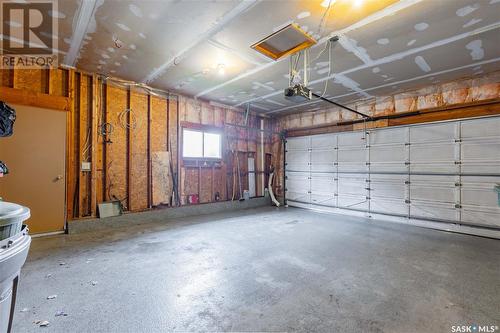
[251,23,316,61]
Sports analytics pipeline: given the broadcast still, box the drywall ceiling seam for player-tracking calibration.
[207,39,266,66]
[333,73,373,98]
[195,0,423,98]
[250,104,271,111]
[63,0,98,67]
[141,0,260,84]
[265,56,500,115]
[336,32,373,65]
[237,21,500,107]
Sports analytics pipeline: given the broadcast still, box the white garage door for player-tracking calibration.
[285,116,500,237]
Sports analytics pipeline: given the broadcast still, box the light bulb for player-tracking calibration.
[217,63,225,76]
[353,0,364,7]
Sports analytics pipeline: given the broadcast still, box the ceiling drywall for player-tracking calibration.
[33,0,500,115]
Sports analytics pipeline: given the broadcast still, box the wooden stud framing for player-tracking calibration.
[90,74,99,216]
[126,87,132,211]
[147,94,152,208]
[65,69,76,221]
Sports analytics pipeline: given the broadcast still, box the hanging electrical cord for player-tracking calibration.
[81,127,92,161]
[316,38,334,98]
[118,108,141,130]
[101,75,175,100]
[316,0,335,37]
[289,52,302,85]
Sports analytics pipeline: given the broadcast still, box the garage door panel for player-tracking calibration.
[410,175,456,204]
[461,207,500,228]
[311,133,336,149]
[338,147,367,172]
[461,141,500,174]
[370,145,407,172]
[311,174,335,193]
[287,191,310,203]
[287,137,310,150]
[371,199,408,216]
[461,176,500,207]
[286,172,309,187]
[338,131,365,147]
[311,150,335,172]
[310,194,336,206]
[338,195,368,210]
[410,201,457,221]
[410,143,457,173]
[338,174,367,196]
[410,122,456,143]
[369,127,407,145]
[370,174,407,200]
[461,176,500,227]
[461,117,500,139]
[286,150,309,172]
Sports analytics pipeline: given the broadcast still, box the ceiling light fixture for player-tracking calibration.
[353,0,364,7]
[217,63,225,76]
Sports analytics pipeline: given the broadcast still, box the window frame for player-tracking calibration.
[182,125,223,161]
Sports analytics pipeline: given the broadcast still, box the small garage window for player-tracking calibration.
[182,128,222,159]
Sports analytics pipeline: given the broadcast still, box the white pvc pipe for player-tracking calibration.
[268,172,280,207]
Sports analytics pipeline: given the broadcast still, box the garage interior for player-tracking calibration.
[0,0,499,332]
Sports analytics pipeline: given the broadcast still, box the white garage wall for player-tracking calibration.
[285,116,500,238]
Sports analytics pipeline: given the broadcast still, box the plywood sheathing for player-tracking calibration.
[150,96,170,206]
[105,84,128,203]
[129,89,149,211]
[13,68,43,93]
[152,152,171,206]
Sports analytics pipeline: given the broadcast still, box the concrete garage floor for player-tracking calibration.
[13,207,500,332]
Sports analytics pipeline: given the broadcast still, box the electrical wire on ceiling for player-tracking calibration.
[289,0,336,98]
[312,0,337,99]
[315,38,334,99]
[316,0,335,38]
[100,75,177,100]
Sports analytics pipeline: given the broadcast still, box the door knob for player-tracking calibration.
[53,175,63,182]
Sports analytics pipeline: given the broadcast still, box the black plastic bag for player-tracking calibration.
[0,101,16,137]
[0,161,8,175]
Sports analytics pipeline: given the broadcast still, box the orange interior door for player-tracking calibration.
[0,104,66,234]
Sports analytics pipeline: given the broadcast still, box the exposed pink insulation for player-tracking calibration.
[278,73,500,130]
[394,92,417,113]
[374,96,395,115]
[441,80,471,105]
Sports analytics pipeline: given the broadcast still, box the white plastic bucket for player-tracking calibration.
[0,202,30,241]
[0,225,31,333]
